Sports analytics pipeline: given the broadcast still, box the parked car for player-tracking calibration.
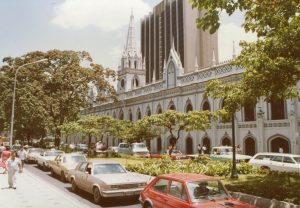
[118,142,150,157]
[25,148,43,163]
[140,173,255,208]
[210,146,252,162]
[75,144,88,153]
[68,160,149,204]
[36,150,65,171]
[49,153,87,182]
[151,149,188,160]
[249,152,300,173]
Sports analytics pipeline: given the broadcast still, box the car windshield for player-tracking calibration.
[187,180,229,202]
[29,149,42,153]
[45,151,64,156]
[293,157,300,164]
[132,143,146,148]
[64,155,86,163]
[93,164,126,175]
[213,148,232,155]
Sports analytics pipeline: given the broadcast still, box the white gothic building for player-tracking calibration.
[82,1,300,155]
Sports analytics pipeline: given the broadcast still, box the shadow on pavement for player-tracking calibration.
[65,187,140,207]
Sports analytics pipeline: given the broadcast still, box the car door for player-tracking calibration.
[283,156,298,172]
[53,155,61,174]
[147,178,169,208]
[165,180,190,208]
[270,155,283,171]
[75,162,88,189]
[81,163,94,193]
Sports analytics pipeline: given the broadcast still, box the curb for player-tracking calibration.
[233,192,300,208]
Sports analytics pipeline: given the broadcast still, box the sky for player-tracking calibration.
[0,0,256,70]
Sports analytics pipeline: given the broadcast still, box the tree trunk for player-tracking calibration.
[55,128,61,148]
[88,134,92,149]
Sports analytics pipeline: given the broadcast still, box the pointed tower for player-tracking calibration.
[117,11,145,95]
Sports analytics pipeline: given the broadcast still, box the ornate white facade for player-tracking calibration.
[82,11,300,155]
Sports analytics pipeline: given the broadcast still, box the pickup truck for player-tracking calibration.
[118,142,150,157]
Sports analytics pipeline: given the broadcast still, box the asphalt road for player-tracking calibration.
[25,163,141,208]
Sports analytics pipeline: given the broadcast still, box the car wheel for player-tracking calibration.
[71,179,78,192]
[93,187,102,204]
[61,171,66,183]
[50,168,55,177]
[43,163,48,172]
[144,202,153,208]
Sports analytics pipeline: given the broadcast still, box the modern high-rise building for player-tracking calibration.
[141,0,218,84]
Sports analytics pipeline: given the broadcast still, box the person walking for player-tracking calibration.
[17,145,27,169]
[202,145,207,154]
[1,146,11,174]
[197,144,202,155]
[7,151,22,189]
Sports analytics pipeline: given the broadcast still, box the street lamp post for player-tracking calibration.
[9,59,48,147]
[231,113,239,179]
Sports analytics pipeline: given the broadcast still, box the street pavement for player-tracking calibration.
[0,164,140,208]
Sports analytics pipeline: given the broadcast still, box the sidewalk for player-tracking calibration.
[0,170,91,208]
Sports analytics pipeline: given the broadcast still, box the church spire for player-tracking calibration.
[124,9,137,55]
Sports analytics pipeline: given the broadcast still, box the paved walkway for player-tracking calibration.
[0,170,91,208]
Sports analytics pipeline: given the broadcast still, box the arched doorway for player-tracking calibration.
[244,137,256,156]
[202,137,211,154]
[185,102,193,113]
[186,137,193,154]
[202,100,211,111]
[157,137,162,153]
[269,136,290,153]
[168,101,176,110]
[222,137,231,146]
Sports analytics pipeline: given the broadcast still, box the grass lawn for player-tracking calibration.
[223,173,300,205]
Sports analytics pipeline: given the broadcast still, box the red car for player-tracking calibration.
[139,173,255,208]
[150,150,189,160]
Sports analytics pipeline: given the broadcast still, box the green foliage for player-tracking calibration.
[125,158,258,177]
[0,50,116,144]
[225,173,300,205]
[140,110,214,148]
[190,0,300,112]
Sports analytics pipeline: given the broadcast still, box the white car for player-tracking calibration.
[36,150,65,171]
[249,152,300,173]
[69,160,150,204]
[49,153,87,182]
[25,148,43,163]
[210,146,252,162]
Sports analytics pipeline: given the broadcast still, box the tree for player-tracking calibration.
[144,110,213,155]
[77,116,101,148]
[108,119,134,143]
[60,121,81,144]
[130,118,161,143]
[0,50,116,146]
[190,0,300,110]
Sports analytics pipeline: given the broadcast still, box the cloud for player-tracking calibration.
[51,0,151,31]
[218,22,257,61]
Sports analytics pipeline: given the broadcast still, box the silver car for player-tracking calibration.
[69,160,148,204]
[49,153,87,182]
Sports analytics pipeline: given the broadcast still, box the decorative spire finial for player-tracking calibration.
[195,56,199,70]
[212,49,216,66]
[232,41,236,59]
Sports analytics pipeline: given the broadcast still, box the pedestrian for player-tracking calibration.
[279,147,283,153]
[1,146,11,174]
[236,145,242,154]
[197,144,202,155]
[7,151,22,189]
[202,145,207,154]
[0,143,5,155]
[17,145,27,169]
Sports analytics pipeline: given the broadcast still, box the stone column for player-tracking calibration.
[288,99,299,154]
[256,105,265,152]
